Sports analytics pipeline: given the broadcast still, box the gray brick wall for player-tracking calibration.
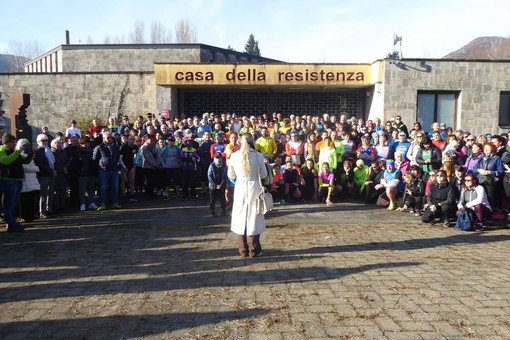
[0,72,155,137]
[383,59,510,135]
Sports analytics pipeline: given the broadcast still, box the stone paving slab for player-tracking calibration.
[1,199,510,339]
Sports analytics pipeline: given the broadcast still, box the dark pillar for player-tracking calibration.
[9,94,32,142]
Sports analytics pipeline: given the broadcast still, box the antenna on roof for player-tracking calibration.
[393,33,403,58]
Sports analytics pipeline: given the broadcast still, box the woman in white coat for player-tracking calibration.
[228,133,268,258]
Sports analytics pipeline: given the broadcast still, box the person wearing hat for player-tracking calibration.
[464,134,476,158]
[353,159,369,196]
[160,136,182,199]
[375,159,404,210]
[196,118,212,138]
[0,133,32,232]
[210,132,227,159]
[391,131,411,161]
[207,151,228,216]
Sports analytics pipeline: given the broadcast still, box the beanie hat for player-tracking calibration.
[356,159,364,167]
[2,133,15,144]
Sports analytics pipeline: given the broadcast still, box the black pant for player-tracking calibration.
[182,170,197,198]
[209,188,226,212]
[422,204,452,222]
[19,190,40,222]
[143,168,158,197]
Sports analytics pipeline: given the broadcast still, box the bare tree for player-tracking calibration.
[128,21,146,43]
[86,36,94,44]
[150,21,172,43]
[175,19,197,43]
[103,35,113,44]
[7,40,44,70]
[112,34,126,44]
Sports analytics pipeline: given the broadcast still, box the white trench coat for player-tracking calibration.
[228,149,268,236]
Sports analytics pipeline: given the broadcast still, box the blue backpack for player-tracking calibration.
[455,208,478,231]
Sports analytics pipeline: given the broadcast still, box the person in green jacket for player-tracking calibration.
[353,159,369,197]
[0,133,32,232]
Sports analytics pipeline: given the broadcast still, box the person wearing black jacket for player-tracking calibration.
[77,137,98,211]
[364,160,385,204]
[422,169,456,227]
[415,137,442,173]
[93,131,121,210]
[400,171,425,213]
[34,133,55,218]
[208,152,228,216]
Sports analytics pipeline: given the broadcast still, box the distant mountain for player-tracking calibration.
[444,36,510,59]
[0,54,28,72]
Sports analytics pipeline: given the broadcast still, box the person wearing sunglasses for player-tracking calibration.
[422,169,455,227]
[457,174,491,230]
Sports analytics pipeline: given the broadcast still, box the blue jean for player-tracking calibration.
[98,170,119,205]
[0,180,22,227]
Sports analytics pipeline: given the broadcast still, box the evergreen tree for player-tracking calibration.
[244,34,261,56]
[386,49,400,60]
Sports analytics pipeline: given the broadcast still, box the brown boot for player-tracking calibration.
[248,234,262,258]
[237,234,249,257]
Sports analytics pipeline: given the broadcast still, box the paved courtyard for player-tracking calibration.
[1,200,510,339]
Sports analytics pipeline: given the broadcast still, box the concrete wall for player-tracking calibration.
[0,72,155,138]
[383,59,510,135]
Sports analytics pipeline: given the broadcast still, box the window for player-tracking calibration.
[499,92,510,127]
[417,91,458,131]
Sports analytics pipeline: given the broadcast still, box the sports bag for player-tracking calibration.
[455,208,478,231]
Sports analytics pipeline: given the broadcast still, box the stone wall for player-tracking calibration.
[26,44,280,73]
[383,59,510,135]
[0,72,156,137]
[63,48,201,72]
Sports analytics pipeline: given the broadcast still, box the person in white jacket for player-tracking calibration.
[457,173,492,229]
[20,141,40,223]
[228,133,268,258]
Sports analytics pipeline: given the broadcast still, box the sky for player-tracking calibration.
[1,0,510,63]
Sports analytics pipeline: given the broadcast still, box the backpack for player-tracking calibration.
[455,208,478,231]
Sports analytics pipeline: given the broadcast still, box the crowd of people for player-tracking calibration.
[0,111,509,233]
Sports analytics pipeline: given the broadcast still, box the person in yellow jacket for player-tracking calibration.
[318,137,338,172]
[353,159,369,196]
[255,127,277,160]
[331,130,345,167]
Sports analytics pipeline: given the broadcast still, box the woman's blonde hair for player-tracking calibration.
[240,133,254,176]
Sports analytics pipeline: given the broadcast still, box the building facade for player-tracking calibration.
[0,43,508,138]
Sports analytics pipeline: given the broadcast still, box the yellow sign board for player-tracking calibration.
[155,63,377,86]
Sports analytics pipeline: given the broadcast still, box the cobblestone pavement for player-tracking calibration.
[1,199,510,339]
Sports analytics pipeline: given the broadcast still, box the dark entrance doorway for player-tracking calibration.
[178,88,365,117]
